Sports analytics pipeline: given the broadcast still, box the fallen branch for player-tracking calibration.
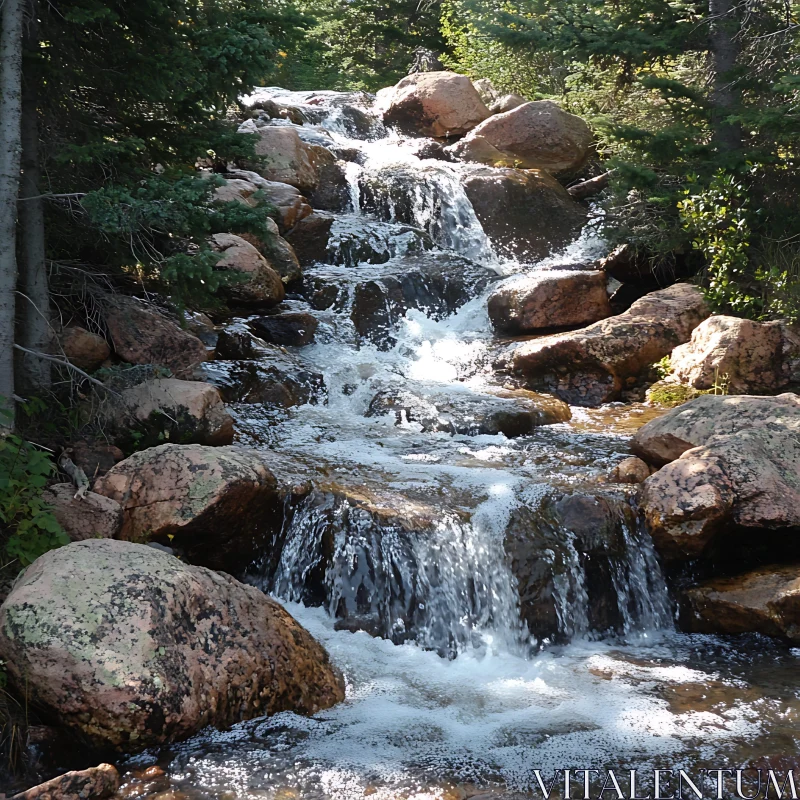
[13,344,119,395]
[568,171,612,200]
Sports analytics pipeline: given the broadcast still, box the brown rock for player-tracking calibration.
[238,218,303,283]
[609,456,651,484]
[210,233,285,307]
[59,327,110,373]
[101,296,208,378]
[213,177,260,208]
[223,170,313,233]
[509,284,710,406]
[670,315,785,393]
[631,392,800,465]
[93,444,280,571]
[640,422,800,560]
[42,484,122,541]
[0,539,345,751]
[683,565,800,640]
[488,269,610,334]
[381,71,491,138]
[462,167,586,262]
[11,764,119,800]
[247,127,320,194]
[447,101,593,174]
[472,78,528,115]
[117,378,234,446]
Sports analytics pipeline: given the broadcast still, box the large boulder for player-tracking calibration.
[473,78,526,114]
[101,296,208,378]
[0,540,344,751]
[507,284,710,406]
[670,315,785,394]
[682,565,800,641]
[59,327,110,373]
[115,378,235,447]
[93,444,282,571]
[462,167,586,262]
[366,386,571,436]
[41,484,123,541]
[488,269,611,334]
[237,219,303,284]
[211,233,285,307]
[447,101,593,174]
[221,171,313,233]
[636,395,800,560]
[631,392,800,465]
[246,127,320,194]
[380,71,491,138]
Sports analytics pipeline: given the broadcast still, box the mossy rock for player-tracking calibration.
[646,380,707,408]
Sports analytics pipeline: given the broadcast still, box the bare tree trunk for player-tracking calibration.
[708,0,743,153]
[0,0,25,425]
[18,0,50,392]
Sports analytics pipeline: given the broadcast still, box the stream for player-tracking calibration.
[119,89,800,800]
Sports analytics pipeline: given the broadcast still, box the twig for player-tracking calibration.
[13,344,120,395]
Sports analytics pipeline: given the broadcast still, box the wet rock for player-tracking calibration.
[366,385,570,436]
[284,212,335,267]
[41,484,123,541]
[93,444,282,570]
[100,295,208,378]
[305,148,351,213]
[245,127,320,194]
[447,101,593,174]
[505,492,646,640]
[598,244,692,287]
[59,327,110,373]
[211,233,285,307]
[304,253,498,347]
[249,313,319,347]
[222,170,313,233]
[11,763,120,800]
[215,322,272,360]
[197,353,326,408]
[508,284,710,406]
[682,565,800,640]
[462,167,586,262]
[380,71,490,138]
[323,215,434,269]
[640,422,800,560]
[183,310,217,348]
[609,456,651,484]
[631,392,800,466]
[0,539,345,751]
[488,270,610,334]
[670,315,785,394]
[113,378,235,447]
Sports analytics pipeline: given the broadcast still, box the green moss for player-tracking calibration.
[647,381,705,408]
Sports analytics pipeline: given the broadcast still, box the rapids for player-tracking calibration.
[118,89,800,799]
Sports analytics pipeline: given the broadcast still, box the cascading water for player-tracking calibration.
[123,87,800,800]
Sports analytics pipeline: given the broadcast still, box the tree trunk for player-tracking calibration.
[708,0,743,153]
[0,0,25,425]
[18,0,50,392]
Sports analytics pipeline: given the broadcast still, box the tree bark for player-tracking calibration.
[708,0,743,152]
[18,0,50,392]
[0,0,26,425]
